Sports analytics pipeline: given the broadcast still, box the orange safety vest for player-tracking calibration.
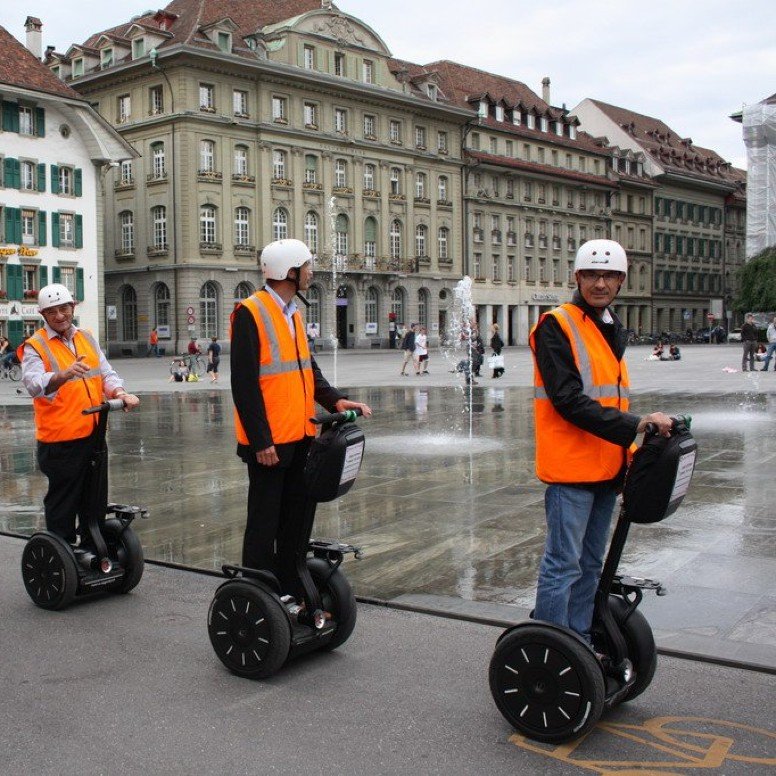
[25,328,104,443]
[530,303,632,484]
[233,290,315,446]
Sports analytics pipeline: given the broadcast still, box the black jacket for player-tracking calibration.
[400,330,416,351]
[741,322,758,342]
[231,302,344,463]
[532,292,641,483]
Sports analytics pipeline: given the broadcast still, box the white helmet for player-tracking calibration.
[574,240,628,276]
[38,283,75,311]
[260,239,312,281]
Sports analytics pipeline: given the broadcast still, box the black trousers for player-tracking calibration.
[242,437,314,601]
[37,435,104,544]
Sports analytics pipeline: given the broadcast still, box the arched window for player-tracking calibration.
[151,205,167,248]
[389,219,402,260]
[273,207,289,240]
[418,288,429,329]
[199,281,219,339]
[304,211,318,253]
[364,216,377,259]
[272,149,286,180]
[415,172,427,199]
[391,287,404,324]
[199,139,215,173]
[363,163,376,190]
[335,214,349,256]
[438,175,448,202]
[234,145,249,177]
[438,226,449,260]
[307,285,321,327]
[334,159,347,188]
[234,207,250,245]
[390,167,401,195]
[415,224,428,257]
[121,286,137,341]
[234,281,254,302]
[119,210,134,253]
[154,283,170,327]
[151,142,165,178]
[200,205,217,244]
[365,287,379,329]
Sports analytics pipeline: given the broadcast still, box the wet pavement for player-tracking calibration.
[1,344,775,671]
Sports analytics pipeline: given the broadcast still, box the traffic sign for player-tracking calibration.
[186,306,195,316]
[187,315,195,324]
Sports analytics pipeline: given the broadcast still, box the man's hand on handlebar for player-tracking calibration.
[334,398,373,418]
[256,446,280,467]
[113,390,140,411]
[637,412,674,438]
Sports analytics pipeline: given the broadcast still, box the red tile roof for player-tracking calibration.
[0,24,83,100]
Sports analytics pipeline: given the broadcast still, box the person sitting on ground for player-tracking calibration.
[668,344,681,360]
[169,358,188,383]
[649,341,664,361]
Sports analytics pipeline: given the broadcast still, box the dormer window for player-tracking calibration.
[334,52,345,77]
[539,116,549,132]
[132,38,145,59]
[426,83,437,101]
[304,45,315,70]
[512,109,520,126]
[526,113,535,129]
[478,100,488,119]
[569,125,577,140]
[101,48,113,69]
[217,31,231,53]
[495,105,504,122]
[363,59,374,84]
[51,65,60,78]
[72,58,84,77]
[554,121,563,136]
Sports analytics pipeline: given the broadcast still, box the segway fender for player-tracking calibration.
[496,619,594,653]
[219,564,283,596]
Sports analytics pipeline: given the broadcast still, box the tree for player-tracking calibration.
[734,247,776,312]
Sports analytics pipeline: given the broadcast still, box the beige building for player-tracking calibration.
[50,1,471,355]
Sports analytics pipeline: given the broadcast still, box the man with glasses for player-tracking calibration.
[529,240,672,642]
[20,284,139,543]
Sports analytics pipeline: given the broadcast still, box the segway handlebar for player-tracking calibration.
[310,407,363,425]
[82,398,127,415]
[643,414,691,437]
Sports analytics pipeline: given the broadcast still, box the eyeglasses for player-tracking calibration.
[577,270,623,283]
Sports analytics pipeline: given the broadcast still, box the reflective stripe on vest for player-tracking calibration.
[28,328,104,443]
[233,291,316,446]
[530,304,631,484]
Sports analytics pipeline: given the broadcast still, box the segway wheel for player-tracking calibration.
[609,598,657,702]
[102,519,144,594]
[489,624,605,744]
[307,557,357,651]
[208,580,290,679]
[21,534,78,610]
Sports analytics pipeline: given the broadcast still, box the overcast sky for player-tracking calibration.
[2,0,773,168]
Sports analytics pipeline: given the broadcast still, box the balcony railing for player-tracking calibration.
[231,174,255,184]
[197,170,223,182]
[199,241,223,253]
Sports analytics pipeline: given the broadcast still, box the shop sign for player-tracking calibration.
[531,292,560,303]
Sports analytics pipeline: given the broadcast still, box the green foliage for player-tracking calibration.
[734,248,776,312]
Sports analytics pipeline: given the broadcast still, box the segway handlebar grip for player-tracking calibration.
[82,398,127,415]
[643,414,691,438]
[310,407,363,425]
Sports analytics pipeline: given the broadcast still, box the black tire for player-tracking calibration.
[306,557,357,651]
[193,357,206,377]
[489,624,605,744]
[208,580,290,679]
[8,363,21,381]
[102,519,144,594]
[21,533,78,610]
[609,598,657,702]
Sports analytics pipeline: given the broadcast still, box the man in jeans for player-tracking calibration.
[530,240,672,642]
[741,313,758,372]
[399,324,418,375]
[760,315,776,372]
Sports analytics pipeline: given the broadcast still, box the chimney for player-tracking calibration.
[541,77,551,105]
[321,0,333,8]
[24,16,43,60]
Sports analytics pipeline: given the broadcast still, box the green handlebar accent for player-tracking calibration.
[344,409,357,422]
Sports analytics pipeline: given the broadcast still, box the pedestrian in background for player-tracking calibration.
[146,327,159,357]
[207,336,221,383]
[760,315,776,372]
[489,323,505,378]
[400,324,418,376]
[741,313,758,372]
[415,326,429,374]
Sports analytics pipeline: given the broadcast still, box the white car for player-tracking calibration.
[728,328,742,342]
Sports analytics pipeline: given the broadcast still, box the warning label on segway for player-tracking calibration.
[670,450,696,502]
[340,440,365,484]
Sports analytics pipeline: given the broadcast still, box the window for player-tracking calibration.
[150,85,164,115]
[438,227,449,260]
[272,150,286,180]
[119,211,134,252]
[507,255,516,282]
[234,282,253,302]
[151,142,165,178]
[415,126,427,149]
[390,167,402,196]
[490,137,498,154]
[273,207,289,241]
[304,102,318,128]
[471,133,480,151]
[272,96,287,122]
[335,214,349,255]
[101,48,114,69]
[335,108,347,134]
[304,211,318,253]
[234,207,250,246]
[539,116,548,133]
[216,31,231,52]
[363,163,375,190]
[364,217,377,258]
[304,155,318,184]
[59,213,75,247]
[438,176,448,202]
[363,59,373,84]
[233,90,248,117]
[116,94,131,123]
[526,113,535,130]
[524,257,533,282]
[415,172,427,199]
[334,159,347,188]
[21,210,36,246]
[389,220,402,259]
[391,288,404,323]
[473,253,482,279]
[415,224,428,257]
[199,84,215,112]
[437,131,448,154]
[389,120,401,143]
[71,58,83,77]
[200,205,217,244]
[120,160,133,185]
[233,145,249,176]
[199,140,215,173]
[363,114,376,139]
[121,286,137,341]
[307,286,320,327]
[334,52,345,77]
[303,45,315,70]
[418,289,429,329]
[495,105,504,122]
[199,282,218,339]
[21,161,36,191]
[492,255,501,281]
[132,38,145,59]
[155,283,170,326]
[365,288,378,328]
[151,205,167,248]
[524,181,533,202]
[18,106,34,135]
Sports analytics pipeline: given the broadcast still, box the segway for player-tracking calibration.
[21,399,148,610]
[489,416,697,743]
[208,408,366,678]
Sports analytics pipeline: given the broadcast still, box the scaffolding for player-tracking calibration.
[743,99,776,257]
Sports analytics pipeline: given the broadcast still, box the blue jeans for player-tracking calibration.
[761,342,776,371]
[534,483,617,640]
